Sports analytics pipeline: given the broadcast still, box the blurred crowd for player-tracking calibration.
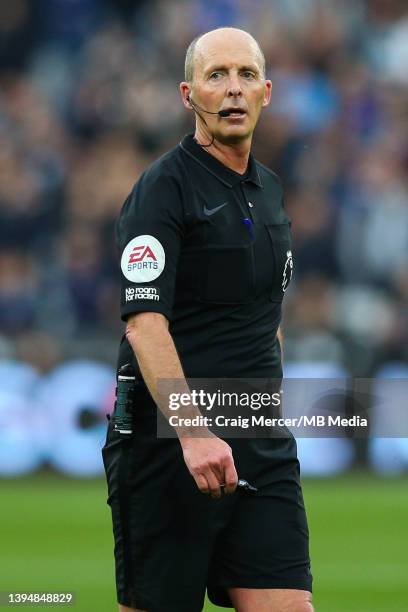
[0,0,407,375]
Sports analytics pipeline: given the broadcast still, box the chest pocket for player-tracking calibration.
[266,221,294,302]
[196,221,255,304]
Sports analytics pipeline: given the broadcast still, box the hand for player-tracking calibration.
[179,434,238,498]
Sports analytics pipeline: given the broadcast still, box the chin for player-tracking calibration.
[216,127,252,144]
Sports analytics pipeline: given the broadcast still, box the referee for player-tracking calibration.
[103,27,313,612]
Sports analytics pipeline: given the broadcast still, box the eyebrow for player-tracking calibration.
[204,64,260,76]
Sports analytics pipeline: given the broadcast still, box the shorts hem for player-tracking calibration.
[118,593,205,612]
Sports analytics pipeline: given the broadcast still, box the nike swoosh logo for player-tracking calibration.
[203,202,229,216]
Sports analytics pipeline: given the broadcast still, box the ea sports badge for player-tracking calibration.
[121,235,165,282]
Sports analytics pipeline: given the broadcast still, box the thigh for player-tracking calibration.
[102,424,212,612]
[207,481,313,608]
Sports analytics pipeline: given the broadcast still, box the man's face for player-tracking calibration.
[182,30,272,145]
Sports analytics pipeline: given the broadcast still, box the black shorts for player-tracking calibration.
[102,422,313,612]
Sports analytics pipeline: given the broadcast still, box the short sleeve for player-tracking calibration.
[116,169,185,322]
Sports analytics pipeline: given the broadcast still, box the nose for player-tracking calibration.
[226,73,242,97]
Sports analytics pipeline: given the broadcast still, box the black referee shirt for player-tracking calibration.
[116,134,294,382]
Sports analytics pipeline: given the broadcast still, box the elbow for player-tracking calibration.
[125,311,169,347]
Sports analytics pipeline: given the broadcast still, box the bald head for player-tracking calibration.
[185,27,266,83]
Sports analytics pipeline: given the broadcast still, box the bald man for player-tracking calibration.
[103,27,313,612]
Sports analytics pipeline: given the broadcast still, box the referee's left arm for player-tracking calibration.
[277,325,284,361]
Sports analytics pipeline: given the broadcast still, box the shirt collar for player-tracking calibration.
[179,134,263,189]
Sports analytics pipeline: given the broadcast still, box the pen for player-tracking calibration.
[242,217,254,240]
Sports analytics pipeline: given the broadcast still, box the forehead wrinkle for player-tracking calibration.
[195,41,263,80]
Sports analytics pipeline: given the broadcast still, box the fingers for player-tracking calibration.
[195,462,237,498]
[195,473,209,495]
[223,458,238,494]
[206,469,222,499]
[194,470,222,498]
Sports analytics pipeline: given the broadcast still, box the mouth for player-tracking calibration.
[223,107,247,118]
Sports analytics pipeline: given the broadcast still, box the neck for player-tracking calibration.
[194,124,251,175]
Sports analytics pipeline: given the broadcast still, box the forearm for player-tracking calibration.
[125,312,237,495]
[125,313,206,436]
[277,325,284,361]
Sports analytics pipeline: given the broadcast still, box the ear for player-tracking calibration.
[262,79,272,108]
[179,82,193,109]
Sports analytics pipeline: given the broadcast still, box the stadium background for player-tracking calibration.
[0,0,407,610]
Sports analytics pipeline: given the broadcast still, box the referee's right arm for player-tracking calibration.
[117,168,237,498]
[125,311,238,499]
